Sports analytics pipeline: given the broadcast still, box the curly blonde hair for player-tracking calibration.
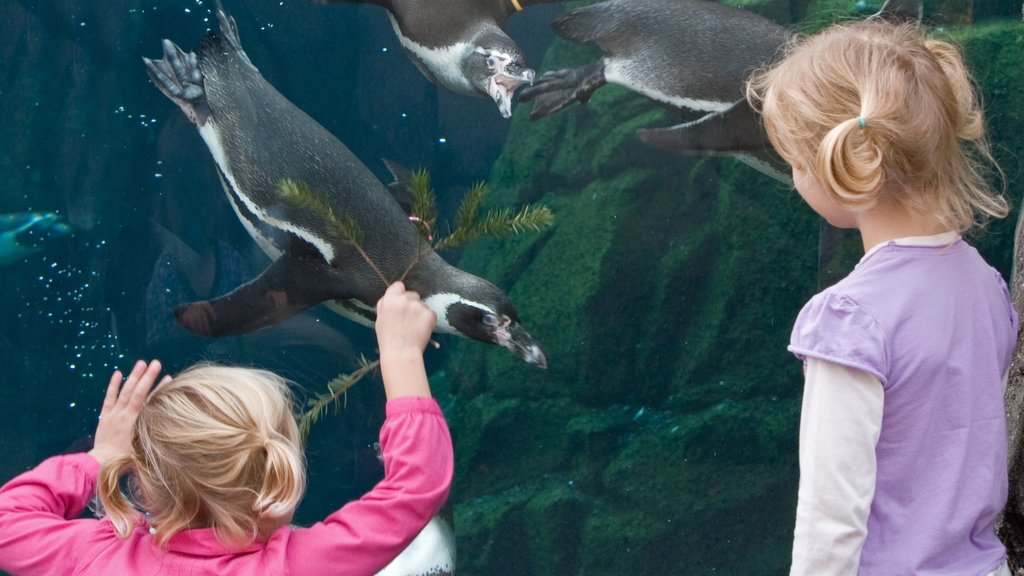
[97,364,306,548]
[746,20,1007,232]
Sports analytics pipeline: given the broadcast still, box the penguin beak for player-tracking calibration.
[479,52,535,118]
[495,321,548,369]
[487,70,533,119]
[440,299,547,368]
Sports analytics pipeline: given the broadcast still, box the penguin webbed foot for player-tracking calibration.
[173,253,352,337]
[174,289,300,337]
[143,40,209,125]
[518,62,606,120]
[175,301,218,336]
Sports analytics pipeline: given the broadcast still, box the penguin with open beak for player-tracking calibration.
[314,0,562,118]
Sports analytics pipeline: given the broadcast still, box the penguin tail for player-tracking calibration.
[208,8,258,70]
[143,39,211,126]
[194,8,258,74]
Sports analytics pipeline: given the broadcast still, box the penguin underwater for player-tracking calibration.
[0,212,72,267]
[142,9,547,368]
[519,0,924,159]
[314,0,562,118]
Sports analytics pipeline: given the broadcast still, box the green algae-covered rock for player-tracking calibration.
[442,10,1024,576]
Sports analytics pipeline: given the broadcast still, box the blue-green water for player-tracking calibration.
[1,1,1023,575]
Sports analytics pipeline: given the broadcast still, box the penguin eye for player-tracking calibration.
[486,56,497,68]
[482,314,499,328]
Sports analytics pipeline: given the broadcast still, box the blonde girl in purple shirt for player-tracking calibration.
[747,20,1017,576]
[0,281,453,575]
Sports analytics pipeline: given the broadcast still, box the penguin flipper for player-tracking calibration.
[519,61,607,120]
[636,100,769,154]
[175,252,351,337]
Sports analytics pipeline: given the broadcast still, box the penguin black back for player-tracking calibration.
[553,0,789,104]
[195,31,421,283]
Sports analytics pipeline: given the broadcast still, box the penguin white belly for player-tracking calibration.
[374,515,456,576]
[388,15,476,95]
[198,122,337,262]
[604,58,733,113]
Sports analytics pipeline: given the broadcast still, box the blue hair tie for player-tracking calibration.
[857,116,867,129]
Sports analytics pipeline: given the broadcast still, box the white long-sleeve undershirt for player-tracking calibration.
[790,357,882,576]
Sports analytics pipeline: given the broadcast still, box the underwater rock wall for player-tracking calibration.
[442,5,1023,576]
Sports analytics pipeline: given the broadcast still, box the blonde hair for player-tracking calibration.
[746,20,1007,232]
[97,364,306,548]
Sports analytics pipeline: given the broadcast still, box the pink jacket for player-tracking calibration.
[0,396,453,576]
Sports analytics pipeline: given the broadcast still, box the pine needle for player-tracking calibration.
[277,178,388,285]
[297,169,553,437]
[299,357,381,444]
[277,178,364,246]
[436,203,554,250]
[409,168,437,235]
[454,181,486,234]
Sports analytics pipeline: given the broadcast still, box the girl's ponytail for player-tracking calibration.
[819,115,884,209]
[253,432,305,522]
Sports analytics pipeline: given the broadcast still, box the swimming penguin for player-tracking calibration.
[143,9,547,368]
[520,0,923,159]
[314,0,560,118]
[0,212,72,267]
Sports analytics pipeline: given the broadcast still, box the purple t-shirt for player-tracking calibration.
[790,238,1018,575]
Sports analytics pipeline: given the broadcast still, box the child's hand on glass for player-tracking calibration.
[88,360,171,465]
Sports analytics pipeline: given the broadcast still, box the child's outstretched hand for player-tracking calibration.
[87,360,171,465]
[375,282,436,399]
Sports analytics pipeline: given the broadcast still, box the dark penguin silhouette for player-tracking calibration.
[314,0,561,118]
[520,0,924,160]
[143,10,547,368]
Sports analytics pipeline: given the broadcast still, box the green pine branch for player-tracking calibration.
[454,181,486,236]
[299,357,381,444]
[409,168,437,237]
[296,168,553,437]
[436,203,554,251]
[277,178,387,285]
[278,179,364,245]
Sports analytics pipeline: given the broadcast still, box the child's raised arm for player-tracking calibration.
[375,281,436,400]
